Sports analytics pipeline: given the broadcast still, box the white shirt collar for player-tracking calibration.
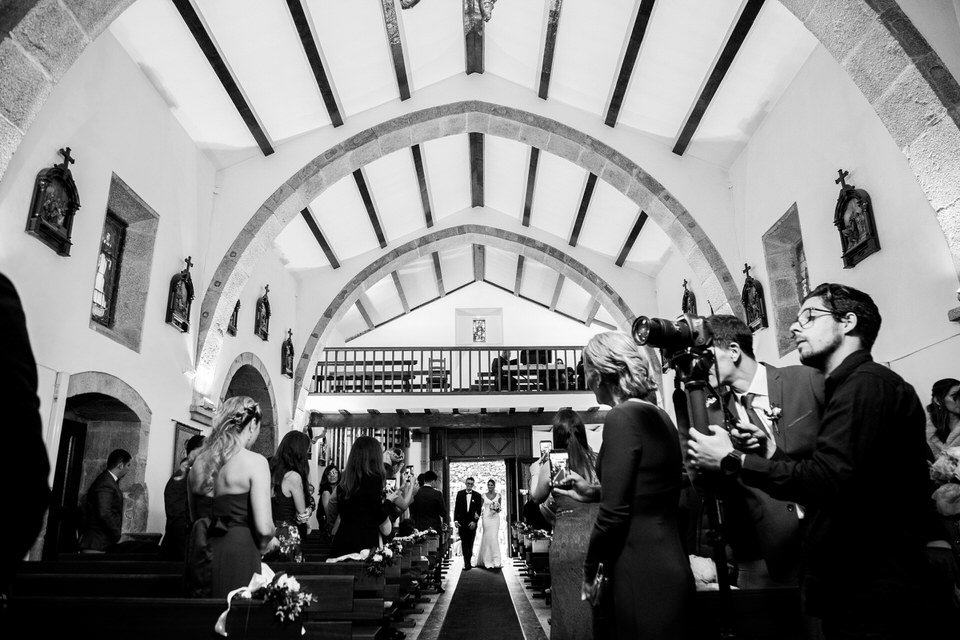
[746,363,769,398]
[108,470,119,482]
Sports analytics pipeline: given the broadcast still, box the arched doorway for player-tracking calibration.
[45,372,151,558]
[221,355,278,459]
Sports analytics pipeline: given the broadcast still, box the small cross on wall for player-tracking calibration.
[742,263,752,279]
[58,147,75,171]
[183,256,194,270]
[835,169,849,189]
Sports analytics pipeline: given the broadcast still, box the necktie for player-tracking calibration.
[741,393,772,439]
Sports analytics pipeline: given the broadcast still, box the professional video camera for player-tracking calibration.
[631,314,714,384]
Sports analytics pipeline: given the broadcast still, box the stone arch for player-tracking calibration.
[195,101,742,395]
[220,352,279,458]
[63,372,152,538]
[290,224,662,406]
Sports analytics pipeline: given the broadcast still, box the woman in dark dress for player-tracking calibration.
[531,408,599,639]
[268,430,312,563]
[319,463,341,537]
[557,332,694,639]
[329,436,394,557]
[186,397,278,598]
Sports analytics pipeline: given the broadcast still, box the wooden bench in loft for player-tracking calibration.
[317,358,451,392]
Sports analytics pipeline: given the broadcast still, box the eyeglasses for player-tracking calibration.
[794,308,839,328]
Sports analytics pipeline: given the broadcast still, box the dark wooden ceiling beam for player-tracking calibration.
[353,169,387,249]
[469,132,484,207]
[411,144,433,228]
[538,0,564,99]
[379,0,412,100]
[514,255,525,296]
[522,147,540,227]
[171,0,274,155]
[300,207,339,268]
[550,274,565,311]
[483,278,589,327]
[616,210,648,267]
[473,244,485,282]
[464,10,485,74]
[391,271,410,313]
[432,251,445,297]
[568,173,598,247]
[673,0,766,155]
[311,410,607,429]
[355,299,375,331]
[285,0,343,127]
[604,0,657,128]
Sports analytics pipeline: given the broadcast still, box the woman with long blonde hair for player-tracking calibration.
[185,396,278,598]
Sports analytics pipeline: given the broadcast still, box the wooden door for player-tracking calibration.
[44,419,86,558]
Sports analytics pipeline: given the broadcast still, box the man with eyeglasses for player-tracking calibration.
[690,283,938,638]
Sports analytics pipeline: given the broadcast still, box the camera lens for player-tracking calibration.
[632,316,654,345]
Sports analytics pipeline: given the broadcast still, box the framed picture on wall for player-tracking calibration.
[455,308,503,345]
[172,421,201,474]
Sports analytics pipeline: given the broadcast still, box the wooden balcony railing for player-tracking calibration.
[313,346,589,394]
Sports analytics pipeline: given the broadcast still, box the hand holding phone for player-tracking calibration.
[548,449,569,488]
[385,478,397,492]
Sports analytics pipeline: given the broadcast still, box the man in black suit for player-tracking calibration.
[410,470,450,590]
[690,284,936,638]
[79,448,131,553]
[0,273,50,608]
[701,314,824,588]
[453,477,483,570]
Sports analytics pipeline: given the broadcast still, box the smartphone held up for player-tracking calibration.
[548,449,570,488]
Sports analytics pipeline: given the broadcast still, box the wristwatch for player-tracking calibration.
[720,451,745,475]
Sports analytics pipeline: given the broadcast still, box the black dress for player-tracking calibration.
[329,477,392,556]
[160,474,190,560]
[209,492,261,598]
[270,492,303,563]
[184,493,214,597]
[584,399,694,639]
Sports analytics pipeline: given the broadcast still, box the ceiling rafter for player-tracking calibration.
[411,144,434,228]
[285,0,343,127]
[616,210,649,267]
[537,0,564,99]
[379,0,412,100]
[464,6,485,74]
[432,251,445,297]
[604,0,657,128]
[353,168,387,249]
[522,147,540,227]
[483,278,601,328]
[673,0,766,155]
[469,132,484,207]
[514,254,525,295]
[568,173,598,247]
[345,281,474,342]
[355,299,375,331]
[299,207,339,269]
[473,244,485,282]
[550,274,565,311]
[171,0,274,155]
[391,271,410,313]
[585,299,601,326]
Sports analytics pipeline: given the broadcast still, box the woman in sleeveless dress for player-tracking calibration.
[186,396,279,599]
[556,332,694,639]
[531,408,599,639]
[476,479,502,569]
[268,430,312,563]
[329,436,394,557]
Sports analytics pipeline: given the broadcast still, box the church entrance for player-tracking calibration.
[448,459,508,564]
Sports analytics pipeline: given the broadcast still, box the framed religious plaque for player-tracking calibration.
[26,147,81,256]
[681,280,697,315]
[740,264,768,332]
[833,169,880,268]
[254,285,271,341]
[281,329,294,378]
[165,257,195,333]
[172,421,201,474]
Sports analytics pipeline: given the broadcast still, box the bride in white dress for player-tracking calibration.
[477,479,503,569]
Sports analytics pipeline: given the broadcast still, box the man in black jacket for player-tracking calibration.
[79,448,131,553]
[690,283,937,637]
[410,470,450,589]
[453,477,483,570]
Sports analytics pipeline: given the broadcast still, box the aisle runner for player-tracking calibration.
[437,569,525,640]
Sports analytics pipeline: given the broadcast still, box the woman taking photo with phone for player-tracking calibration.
[531,408,599,639]
[555,332,693,639]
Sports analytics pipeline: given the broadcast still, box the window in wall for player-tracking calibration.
[762,203,808,357]
[91,212,127,327]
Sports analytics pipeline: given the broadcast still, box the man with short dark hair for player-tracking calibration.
[410,470,450,591]
[454,477,483,570]
[79,448,131,553]
[690,283,935,637]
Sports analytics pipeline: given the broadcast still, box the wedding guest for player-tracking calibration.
[187,397,278,598]
[531,408,599,640]
[79,448,131,553]
[491,349,518,391]
[160,435,205,560]
[689,283,936,638]
[927,378,960,457]
[409,470,448,533]
[0,272,50,612]
[557,332,693,638]
[329,436,394,556]
[319,463,341,536]
[268,430,312,563]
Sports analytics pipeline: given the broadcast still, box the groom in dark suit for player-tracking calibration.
[701,314,824,588]
[453,477,483,570]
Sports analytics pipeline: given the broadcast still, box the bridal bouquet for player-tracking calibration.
[491,500,502,513]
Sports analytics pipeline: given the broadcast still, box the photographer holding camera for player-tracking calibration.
[688,283,936,638]
[699,314,824,589]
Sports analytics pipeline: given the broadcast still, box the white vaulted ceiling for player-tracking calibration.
[109,0,818,338]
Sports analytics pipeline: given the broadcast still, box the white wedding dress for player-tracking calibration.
[477,493,502,569]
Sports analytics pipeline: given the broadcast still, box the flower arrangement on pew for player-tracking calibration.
[214,565,315,636]
[527,528,551,541]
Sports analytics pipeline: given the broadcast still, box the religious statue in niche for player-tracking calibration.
[833,169,880,268]
[254,285,271,341]
[463,0,497,34]
[281,329,294,378]
[681,280,697,316]
[26,147,81,256]
[165,257,195,333]
[227,300,240,336]
[740,264,768,332]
